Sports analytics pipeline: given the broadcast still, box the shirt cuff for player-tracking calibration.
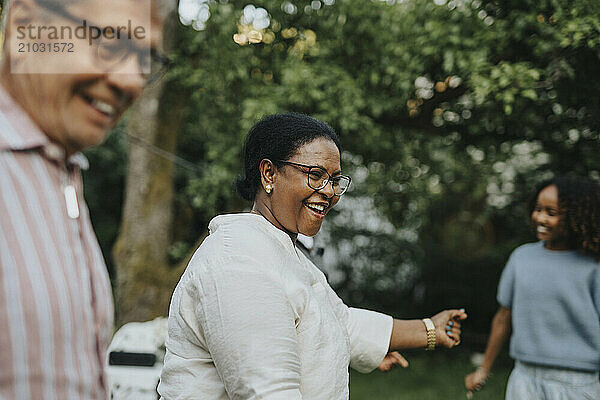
[347,308,394,373]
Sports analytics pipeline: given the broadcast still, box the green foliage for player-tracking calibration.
[84,0,600,332]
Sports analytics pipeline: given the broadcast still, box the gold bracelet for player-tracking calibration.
[422,318,436,350]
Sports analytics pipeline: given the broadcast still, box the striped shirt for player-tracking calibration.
[0,86,114,399]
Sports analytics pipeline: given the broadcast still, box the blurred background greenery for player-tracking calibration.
[349,351,513,399]
[77,0,599,351]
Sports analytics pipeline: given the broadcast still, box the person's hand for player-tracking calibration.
[377,351,409,371]
[430,309,467,348]
[465,367,490,397]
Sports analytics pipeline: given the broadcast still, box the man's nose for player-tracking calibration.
[105,56,146,99]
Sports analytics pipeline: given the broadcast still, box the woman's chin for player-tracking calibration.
[535,231,550,242]
[299,223,323,237]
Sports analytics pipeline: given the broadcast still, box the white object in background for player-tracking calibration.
[106,317,168,400]
[107,365,162,400]
[470,352,485,366]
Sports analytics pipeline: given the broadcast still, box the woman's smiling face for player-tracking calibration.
[531,184,570,250]
[268,137,342,237]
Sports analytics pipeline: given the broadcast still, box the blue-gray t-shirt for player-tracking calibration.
[497,241,600,371]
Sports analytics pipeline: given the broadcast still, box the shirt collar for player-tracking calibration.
[209,213,298,254]
[0,84,89,170]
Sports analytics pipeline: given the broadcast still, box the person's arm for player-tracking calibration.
[343,307,466,373]
[375,309,467,373]
[464,306,512,394]
[389,309,468,350]
[319,270,466,372]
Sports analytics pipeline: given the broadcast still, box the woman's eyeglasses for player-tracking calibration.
[277,160,351,196]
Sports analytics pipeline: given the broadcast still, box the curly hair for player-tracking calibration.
[528,176,600,261]
[234,113,340,201]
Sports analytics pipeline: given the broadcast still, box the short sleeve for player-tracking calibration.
[497,251,517,308]
[160,257,303,400]
[316,277,392,373]
[346,308,393,373]
[593,266,600,318]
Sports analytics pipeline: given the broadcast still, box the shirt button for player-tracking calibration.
[43,143,65,161]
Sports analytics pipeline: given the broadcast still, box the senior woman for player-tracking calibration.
[158,113,467,400]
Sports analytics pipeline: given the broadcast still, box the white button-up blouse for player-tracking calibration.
[159,213,393,400]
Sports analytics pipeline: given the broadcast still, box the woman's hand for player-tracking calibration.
[464,307,511,397]
[377,351,409,371]
[465,367,489,396]
[431,309,467,348]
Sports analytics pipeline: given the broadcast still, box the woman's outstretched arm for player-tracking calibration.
[389,309,468,350]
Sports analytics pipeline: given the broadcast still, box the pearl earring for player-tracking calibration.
[265,184,272,194]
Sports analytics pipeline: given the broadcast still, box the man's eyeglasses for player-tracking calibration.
[36,0,172,84]
[277,160,351,196]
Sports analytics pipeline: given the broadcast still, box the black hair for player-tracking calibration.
[234,112,341,201]
[528,175,600,261]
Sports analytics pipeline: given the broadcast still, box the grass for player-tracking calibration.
[349,351,512,400]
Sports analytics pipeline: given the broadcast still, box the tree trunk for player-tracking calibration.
[112,5,186,327]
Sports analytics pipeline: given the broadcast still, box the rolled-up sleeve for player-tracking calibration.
[160,256,303,400]
[319,277,393,374]
[346,308,393,373]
